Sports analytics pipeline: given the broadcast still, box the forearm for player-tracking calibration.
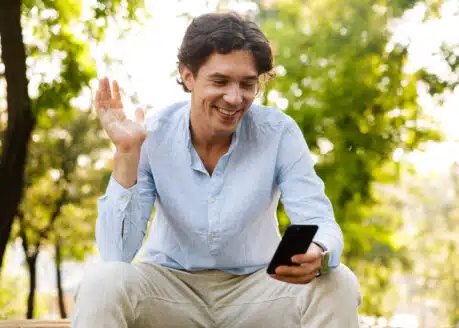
[112,149,141,188]
[308,218,343,268]
[281,187,344,268]
[95,185,147,262]
[277,119,344,269]
[95,214,146,263]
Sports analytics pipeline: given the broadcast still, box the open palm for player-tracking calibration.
[95,77,147,153]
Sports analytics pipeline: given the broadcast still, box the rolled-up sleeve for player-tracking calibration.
[96,140,156,262]
[276,118,343,268]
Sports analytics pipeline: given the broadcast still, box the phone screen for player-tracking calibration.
[266,224,318,274]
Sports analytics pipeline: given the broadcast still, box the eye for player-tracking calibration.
[212,80,227,86]
[241,82,257,90]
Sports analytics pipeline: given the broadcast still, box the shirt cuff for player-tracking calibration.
[313,240,327,252]
[312,236,340,269]
[105,175,138,212]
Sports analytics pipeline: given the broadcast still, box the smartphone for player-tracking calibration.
[266,224,318,274]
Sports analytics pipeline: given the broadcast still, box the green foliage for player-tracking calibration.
[7,107,111,317]
[0,0,142,318]
[14,108,111,259]
[0,273,27,319]
[18,0,145,118]
[0,271,50,319]
[402,164,459,326]
[254,0,455,316]
[1,0,145,259]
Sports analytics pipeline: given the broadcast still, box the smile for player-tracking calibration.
[215,106,240,117]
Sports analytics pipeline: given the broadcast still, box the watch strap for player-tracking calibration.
[313,241,330,276]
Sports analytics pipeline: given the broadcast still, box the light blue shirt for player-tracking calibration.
[96,101,343,275]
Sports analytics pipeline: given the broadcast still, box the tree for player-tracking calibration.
[0,271,28,319]
[0,0,35,273]
[400,164,459,326]
[250,0,457,315]
[0,0,146,271]
[12,109,110,318]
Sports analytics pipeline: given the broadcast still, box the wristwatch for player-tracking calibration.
[313,241,330,276]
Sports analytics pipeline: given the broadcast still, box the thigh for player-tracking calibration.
[131,262,213,328]
[213,264,360,328]
[74,261,212,328]
[213,268,302,328]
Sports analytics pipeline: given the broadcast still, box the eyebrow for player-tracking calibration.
[208,73,258,81]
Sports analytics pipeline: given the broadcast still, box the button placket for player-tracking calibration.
[207,195,217,243]
[207,175,221,250]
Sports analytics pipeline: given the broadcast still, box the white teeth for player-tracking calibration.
[216,107,237,116]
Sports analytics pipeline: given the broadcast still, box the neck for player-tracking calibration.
[189,108,232,152]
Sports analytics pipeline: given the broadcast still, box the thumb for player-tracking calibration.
[135,107,145,124]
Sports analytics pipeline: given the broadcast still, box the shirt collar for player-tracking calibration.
[183,103,192,150]
[183,103,243,156]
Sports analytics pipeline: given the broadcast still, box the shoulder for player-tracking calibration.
[245,103,297,134]
[142,101,189,149]
[144,100,189,132]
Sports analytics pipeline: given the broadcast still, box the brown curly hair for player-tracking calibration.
[177,12,274,92]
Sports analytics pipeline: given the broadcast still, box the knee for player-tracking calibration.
[327,264,361,306]
[75,261,135,305]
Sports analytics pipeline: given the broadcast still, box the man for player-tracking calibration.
[72,12,361,328]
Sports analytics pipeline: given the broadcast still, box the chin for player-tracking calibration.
[215,127,237,137]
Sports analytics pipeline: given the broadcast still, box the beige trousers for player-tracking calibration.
[71,261,361,328]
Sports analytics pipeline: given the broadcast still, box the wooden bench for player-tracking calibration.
[0,320,71,328]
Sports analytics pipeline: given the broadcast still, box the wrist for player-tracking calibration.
[113,150,141,188]
[313,241,330,276]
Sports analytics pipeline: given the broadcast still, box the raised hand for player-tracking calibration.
[95,77,147,153]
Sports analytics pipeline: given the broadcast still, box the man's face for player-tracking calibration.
[182,50,258,137]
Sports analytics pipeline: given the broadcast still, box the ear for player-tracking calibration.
[180,64,195,92]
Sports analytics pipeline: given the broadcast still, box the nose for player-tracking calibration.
[223,85,243,106]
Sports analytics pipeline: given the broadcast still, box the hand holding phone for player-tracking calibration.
[267,224,318,275]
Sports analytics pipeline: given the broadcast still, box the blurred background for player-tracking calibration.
[0,0,458,327]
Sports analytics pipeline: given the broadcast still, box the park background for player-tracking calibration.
[0,0,458,327]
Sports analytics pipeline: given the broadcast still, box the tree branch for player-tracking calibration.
[39,189,68,241]
[17,210,30,258]
[38,164,72,242]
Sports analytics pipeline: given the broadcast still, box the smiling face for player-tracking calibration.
[181,50,259,140]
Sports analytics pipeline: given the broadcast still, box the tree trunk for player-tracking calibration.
[26,252,38,319]
[0,0,36,271]
[19,220,38,319]
[55,240,67,318]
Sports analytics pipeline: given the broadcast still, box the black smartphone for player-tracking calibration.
[267,224,318,274]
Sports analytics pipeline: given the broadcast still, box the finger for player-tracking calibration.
[112,80,123,109]
[291,252,321,264]
[135,107,145,123]
[275,265,309,277]
[98,78,105,93]
[271,273,317,285]
[99,78,107,99]
[94,90,101,110]
[299,262,320,272]
[95,91,109,115]
[98,78,111,108]
[102,77,112,101]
